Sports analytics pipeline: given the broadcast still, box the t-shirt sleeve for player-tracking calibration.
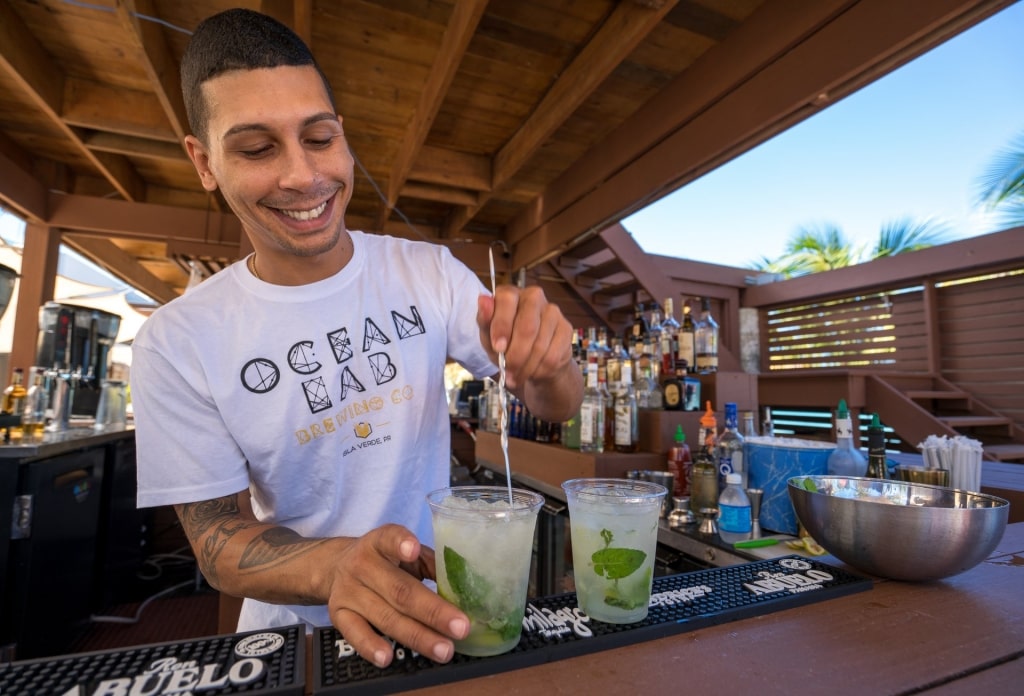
[131,337,250,508]
[439,247,498,380]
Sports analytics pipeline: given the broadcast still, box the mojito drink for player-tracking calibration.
[562,478,665,624]
[427,486,543,656]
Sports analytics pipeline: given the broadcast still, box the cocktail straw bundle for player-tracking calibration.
[918,434,983,491]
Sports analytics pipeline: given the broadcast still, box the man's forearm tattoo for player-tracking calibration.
[176,496,249,587]
[238,527,330,575]
[176,497,330,589]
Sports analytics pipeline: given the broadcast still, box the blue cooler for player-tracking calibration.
[745,437,835,535]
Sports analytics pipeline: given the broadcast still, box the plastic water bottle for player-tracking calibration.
[718,473,752,544]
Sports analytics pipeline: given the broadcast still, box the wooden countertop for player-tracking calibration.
[408,521,1024,695]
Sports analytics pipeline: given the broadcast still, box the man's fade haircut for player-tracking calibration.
[181,8,336,143]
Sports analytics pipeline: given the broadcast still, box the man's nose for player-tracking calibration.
[279,144,318,189]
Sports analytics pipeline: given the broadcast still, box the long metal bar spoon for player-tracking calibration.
[489,247,514,506]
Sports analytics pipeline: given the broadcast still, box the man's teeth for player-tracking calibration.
[281,201,327,221]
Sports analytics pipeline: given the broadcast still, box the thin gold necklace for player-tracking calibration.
[248,254,261,280]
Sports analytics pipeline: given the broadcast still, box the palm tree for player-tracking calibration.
[751,218,949,277]
[870,216,951,259]
[975,130,1024,228]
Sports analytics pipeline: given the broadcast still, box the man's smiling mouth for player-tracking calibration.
[277,200,328,221]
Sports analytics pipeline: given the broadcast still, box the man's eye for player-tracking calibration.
[306,136,336,149]
[242,146,273,157]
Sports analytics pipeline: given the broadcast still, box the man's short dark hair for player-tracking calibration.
[181,8,336,142]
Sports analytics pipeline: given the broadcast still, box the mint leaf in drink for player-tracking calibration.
[593,528,646,579]
[592,547,648,580]
[443,545,490,612]
[604,567,653,610]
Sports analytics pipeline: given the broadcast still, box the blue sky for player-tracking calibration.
[623,2,1024,269]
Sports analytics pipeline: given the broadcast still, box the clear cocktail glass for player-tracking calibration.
[427,486,544,656]
[562,478,666,624]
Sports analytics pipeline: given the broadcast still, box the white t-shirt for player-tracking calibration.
[132,231,496,631]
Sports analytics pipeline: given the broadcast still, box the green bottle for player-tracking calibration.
[865,413,888,479]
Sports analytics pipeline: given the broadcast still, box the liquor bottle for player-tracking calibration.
[697,400,718,453]
[865,413,888,479]
[718,473,752,544]
[660,297,680,376]
[694,297,719,374]
[761,406,775,438]
[605,332,629,393]
[661,369,685,411]
[715,402,746,488]
[630,303,648,359]
[562,361,586,450]
[690,444,719,514]
[677,299,696,374]
[613,359,638,453]
[2,367,27,440]
[827,399,866,477]
[646,302,664,378]
[599,364,615,452]
[579,361,604,453]
[741,410,758,438]
[666,425,691,497]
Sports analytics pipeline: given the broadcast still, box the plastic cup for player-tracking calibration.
[562,478,666,624]
[427,486,543,656]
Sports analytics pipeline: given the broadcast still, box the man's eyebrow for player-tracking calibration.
[221,112,340,140]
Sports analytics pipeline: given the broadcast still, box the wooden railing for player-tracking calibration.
[742,226,1024,443]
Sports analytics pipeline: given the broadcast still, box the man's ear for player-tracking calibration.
[184,135,219,192]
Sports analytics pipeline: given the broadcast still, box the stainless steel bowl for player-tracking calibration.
[787,476,1008,581]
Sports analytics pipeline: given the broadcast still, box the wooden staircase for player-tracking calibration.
[552,224,681,332]
[866,374,1024,463]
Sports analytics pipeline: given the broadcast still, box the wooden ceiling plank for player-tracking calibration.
[47,192,242,245]
[0,3,144,202]
[63,233,178,305]
[113,0,190,144]
[83,131,188,161]
[165,239,241,260]
[492,0,677,190]
[442,0,677,239]
[400,182,480,207]
[63,77,179,143]
[409,145,491,191]
[385,0,488,207]
[0,149,48,222]
[261,0,314,46]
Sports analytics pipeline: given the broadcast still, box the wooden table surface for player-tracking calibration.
[408,522,1024,695]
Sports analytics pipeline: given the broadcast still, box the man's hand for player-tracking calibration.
[325,524,470,668]
[477,284,583,423]
[176,496,469,669]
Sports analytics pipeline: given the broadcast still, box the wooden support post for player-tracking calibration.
[11,223,61,372]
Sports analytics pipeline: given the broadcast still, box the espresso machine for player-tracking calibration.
[34,302,121,419]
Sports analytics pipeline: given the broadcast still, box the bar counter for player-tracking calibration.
[0,422,133,460]
[407,520,1024,695]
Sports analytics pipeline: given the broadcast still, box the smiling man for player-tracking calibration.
[130,8,582,670]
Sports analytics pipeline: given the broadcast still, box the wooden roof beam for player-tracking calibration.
[507,0,1010,273]
[384,1,487,217]
[113,0,190,145]
[440,0,677,239]
[47,192,242,246]
[63,233,178,305]
[0,2,144,202]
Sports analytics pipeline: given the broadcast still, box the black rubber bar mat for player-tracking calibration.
[0,623,305,696]
[314,555,871,694]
